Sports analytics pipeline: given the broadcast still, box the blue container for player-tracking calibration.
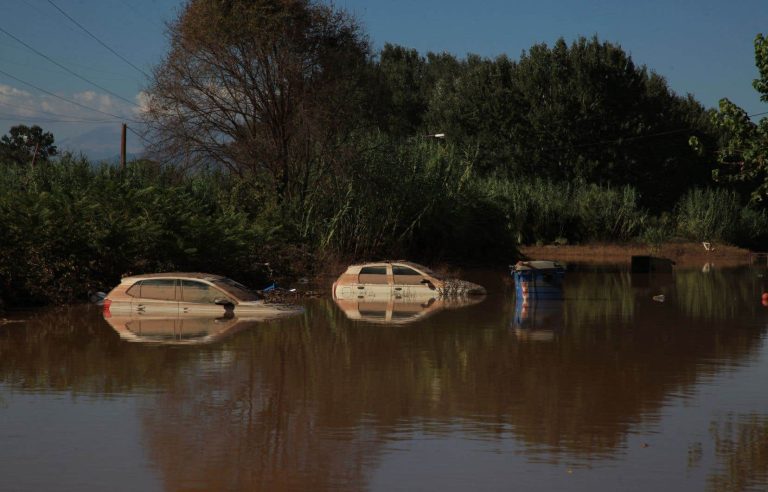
[511,260,565,301]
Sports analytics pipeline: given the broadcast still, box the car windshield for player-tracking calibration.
[213,278,260,302]
[411,264,444,280]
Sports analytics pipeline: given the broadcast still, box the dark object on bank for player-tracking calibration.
[631,256,675,273]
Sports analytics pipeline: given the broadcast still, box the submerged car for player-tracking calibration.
[332,261,485,301]
[103,272,303,318]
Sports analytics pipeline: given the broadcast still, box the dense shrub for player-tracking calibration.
[0,157,272,305]
[675,188,768,245]
[486,178,647,245]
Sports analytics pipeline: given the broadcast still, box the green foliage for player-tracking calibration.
[641,213,675,251]
[0,156,271,305]
[675,188,742,242]
[704,34,768,203]
[486,177,647,245]
[302,133,514,262]
[375,37,714,209]
[0,124,57,166]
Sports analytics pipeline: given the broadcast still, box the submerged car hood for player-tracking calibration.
[235,300,304,317]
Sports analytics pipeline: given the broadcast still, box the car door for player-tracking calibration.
[392,264,434,299]
[131,279,179,315]
[356,265,392,299]
[178,279,229,316]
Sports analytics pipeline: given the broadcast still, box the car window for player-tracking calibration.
[181,280,223,303]
[393,265,425,285]
[136,279,177,301]
[359,266,388,284]
[213,278,258,302]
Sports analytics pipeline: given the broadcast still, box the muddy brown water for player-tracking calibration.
[1,265,768,491]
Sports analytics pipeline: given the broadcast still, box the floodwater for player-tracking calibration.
[1,265,768,492]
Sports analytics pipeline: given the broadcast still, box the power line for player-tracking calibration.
[0,100,115,122]
[0,67,137,122]
[0,113,113,124]
[46,0,151,80]
[126,124,151,145]
[0,25,140,108]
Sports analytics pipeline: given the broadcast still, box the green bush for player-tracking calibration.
[675,188,741,242]
[486,177,647,245]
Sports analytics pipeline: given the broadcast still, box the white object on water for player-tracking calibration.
[652,294,665,302]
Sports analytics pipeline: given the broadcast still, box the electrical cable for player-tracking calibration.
[45,0,151,79]
[0,25,140,107]
[0,113,113,124]
[0,67,137,122]
[0,100,114,122]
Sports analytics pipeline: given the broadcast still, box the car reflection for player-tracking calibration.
[103,313,269,345]
[512,297,564,341]
[334,295,484,324]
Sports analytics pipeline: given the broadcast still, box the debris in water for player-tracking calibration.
[652,294,665,302]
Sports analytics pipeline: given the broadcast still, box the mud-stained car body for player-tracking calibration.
[332,261,485,301]
[103,272,303,318]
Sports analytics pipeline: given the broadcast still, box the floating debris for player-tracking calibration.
[652,294,665,302]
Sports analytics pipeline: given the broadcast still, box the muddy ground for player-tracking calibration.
[519,242,759,268]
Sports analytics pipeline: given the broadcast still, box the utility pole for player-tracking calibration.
[120,123,126,172]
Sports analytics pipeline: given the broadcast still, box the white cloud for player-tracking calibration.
[134,91,152,115]
[0,84,31,99]
[0,84,139,122]
[0,84,145,148]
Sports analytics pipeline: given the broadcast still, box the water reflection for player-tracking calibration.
[334,295,485,324]
[0,267,766,491]
[708,413,768,491]
[512,298,563,341]
[105,313,262,344]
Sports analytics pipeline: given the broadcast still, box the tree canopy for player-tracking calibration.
[369,37,715,210]
[0,124,57,166]
[706,34,768,203]
[143,0,371,204]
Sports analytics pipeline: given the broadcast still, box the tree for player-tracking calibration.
[143,0,371,208]
[0,125,57,166]
[416,37,713,208]
[705,34,768,203]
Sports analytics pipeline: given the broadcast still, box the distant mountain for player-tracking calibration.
[58,125,145,162]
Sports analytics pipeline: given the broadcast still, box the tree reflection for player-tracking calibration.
[709,414,768,491]
[0,270,766,489]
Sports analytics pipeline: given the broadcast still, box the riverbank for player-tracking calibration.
[519,242,755,268]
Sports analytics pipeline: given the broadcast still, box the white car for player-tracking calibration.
[103,272,302,318]
[332,261,485,301]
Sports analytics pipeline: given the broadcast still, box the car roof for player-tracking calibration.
[121,272,228,282]
[344,260,429,274]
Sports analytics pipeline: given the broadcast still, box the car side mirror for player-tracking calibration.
[214,298,234,306]
[420,279,436,290]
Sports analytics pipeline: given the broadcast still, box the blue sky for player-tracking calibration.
[0,0,766,156]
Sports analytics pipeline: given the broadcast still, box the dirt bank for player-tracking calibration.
[519,242,756,268]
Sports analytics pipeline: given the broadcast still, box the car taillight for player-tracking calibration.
[103,298,112,317]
